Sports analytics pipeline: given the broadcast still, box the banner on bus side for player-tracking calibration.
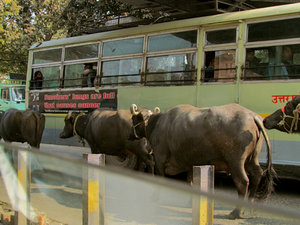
[29,89,118,113]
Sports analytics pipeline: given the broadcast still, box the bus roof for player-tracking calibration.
[30,2,300,51]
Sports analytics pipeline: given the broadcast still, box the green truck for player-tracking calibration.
[0,79,26,111]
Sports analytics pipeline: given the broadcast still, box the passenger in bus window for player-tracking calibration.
[245,49,262,78]
[33,71,43,89]
[205,58,215,81]
[204,52,216,82]
[268,46,295,79]
[281,46,295,75]
[82,63,96,87]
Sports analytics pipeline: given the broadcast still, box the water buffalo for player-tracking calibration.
[59,108,154,171]
[130,103,275,219]
[263,96,300,133]
[0,108,45,148]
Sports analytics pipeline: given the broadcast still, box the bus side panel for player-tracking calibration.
[239,82,300,114]
[118,86,198,111]
[196,84,237,107]
[240,81,300,177]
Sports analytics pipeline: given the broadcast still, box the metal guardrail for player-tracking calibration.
[0,143,300,225]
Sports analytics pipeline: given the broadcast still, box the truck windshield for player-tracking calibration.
[11,87,25,102]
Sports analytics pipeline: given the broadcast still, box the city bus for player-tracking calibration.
[26,3,300,178]
[0,79,26,111]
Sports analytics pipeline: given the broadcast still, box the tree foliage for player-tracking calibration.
[60,0,132,37]
[0,0,68,74]
[60,0,170,37]
[0,0,169,74]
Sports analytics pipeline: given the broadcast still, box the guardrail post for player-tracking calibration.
[192,165,214,225]
[82,154,105,225]
[15,151,31,225]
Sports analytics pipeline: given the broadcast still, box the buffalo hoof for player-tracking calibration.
[228,208,244,219]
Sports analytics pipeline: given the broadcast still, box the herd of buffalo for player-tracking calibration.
[1,95,300,219]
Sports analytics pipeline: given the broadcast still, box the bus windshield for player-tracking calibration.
[11,87,25,102]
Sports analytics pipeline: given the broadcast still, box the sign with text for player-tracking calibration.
[271,94,299,104]
[29,89,117,113]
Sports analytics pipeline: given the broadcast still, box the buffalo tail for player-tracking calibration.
[254,116,277,200]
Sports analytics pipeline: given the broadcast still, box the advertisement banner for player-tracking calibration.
[29,89,117,113]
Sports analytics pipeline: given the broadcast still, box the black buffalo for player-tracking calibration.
[0,108,45,148]
[59,109,154,171]
[130,103,275,219]
[263,96,300,133]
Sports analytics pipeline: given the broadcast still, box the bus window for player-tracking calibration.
[145,53,196,85]
[32,66,60,89]
[103,37,144,57]
[243,45,300,80]
[65,43,99,61]
[147,30,197,52]
[206,29,236,45]
[11,87,25,102]
[64,62,97,88]
[1,88,10,101]
[248,18,300,42]
[203,50,236,82]
[101,58,142,86]
[33,48,62,64]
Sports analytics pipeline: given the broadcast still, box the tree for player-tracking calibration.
[0,0,68,74]
[60,0,133,37]
[60,0,169,37]
[0,0,169,73]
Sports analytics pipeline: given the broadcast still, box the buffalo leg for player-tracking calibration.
[125,140,155,174]
[246,162,263,201]
[228,162,249,219]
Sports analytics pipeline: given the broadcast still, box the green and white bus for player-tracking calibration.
[26,3,300,178]
[0,79,26,111]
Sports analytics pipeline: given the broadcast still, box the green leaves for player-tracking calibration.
[0,0,68,74]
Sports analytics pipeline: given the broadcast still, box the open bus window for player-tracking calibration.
[145,53,196,86]
[203,50,236,82]
[243,45,300,80]
[101,58,142,86]
[11,87,25,102]
[31,66,60,89]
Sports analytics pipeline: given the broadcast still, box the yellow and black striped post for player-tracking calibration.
[192,165,214,225]
[82,154,105,225]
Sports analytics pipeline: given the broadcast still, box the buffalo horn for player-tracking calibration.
[154,107,160,114]
[130,104,138,115]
